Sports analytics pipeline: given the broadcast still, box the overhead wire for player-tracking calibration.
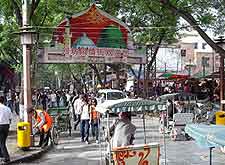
[31,23,201,30]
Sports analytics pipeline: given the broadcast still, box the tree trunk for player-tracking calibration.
[146,33,165,80]
[137,64,142,96]
[128,65,138,79]
[89,64,104,87]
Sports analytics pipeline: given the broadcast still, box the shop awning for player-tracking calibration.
[192,71,210,78]
[96,99,166,114]
[159,72,189,80]
[185,124,225,148]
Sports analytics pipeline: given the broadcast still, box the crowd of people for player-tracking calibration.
[144,79,220,102]
[1,77,222,162]
[69,93,100,144]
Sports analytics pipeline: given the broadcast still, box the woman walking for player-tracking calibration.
[90,98,100,144]
[80,95,90,144]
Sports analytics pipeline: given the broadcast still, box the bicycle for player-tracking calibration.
[50,125,59,145]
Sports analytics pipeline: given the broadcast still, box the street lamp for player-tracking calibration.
[215,36,225,111]
[20,27,36,45]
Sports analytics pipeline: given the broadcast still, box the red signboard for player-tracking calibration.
[38,4,146,64]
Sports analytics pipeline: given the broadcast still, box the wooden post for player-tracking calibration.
[104,64,107,88]
[143,64,146,98]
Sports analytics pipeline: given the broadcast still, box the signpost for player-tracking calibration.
[111,143,160,165]
[215,37,225,111]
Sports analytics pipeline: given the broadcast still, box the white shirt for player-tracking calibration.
[111,119,136,148]
[80,104,90,120]
[73,98,85,115]
[66,94,71,102]
[50,93,57,102]
[0,103,13,124]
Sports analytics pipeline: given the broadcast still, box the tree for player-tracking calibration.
[118,0,179,88]
[0,0,91,89]
[158,0,225,56]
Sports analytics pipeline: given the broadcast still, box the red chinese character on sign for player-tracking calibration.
[88,48,95,56]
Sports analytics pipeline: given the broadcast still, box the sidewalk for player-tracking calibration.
[2,114,52,165]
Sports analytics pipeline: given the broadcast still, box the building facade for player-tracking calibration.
[179,31,219,77]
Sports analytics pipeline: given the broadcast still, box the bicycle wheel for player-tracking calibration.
[51,126,59,145]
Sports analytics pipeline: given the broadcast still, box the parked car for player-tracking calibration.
[96,89,127,104]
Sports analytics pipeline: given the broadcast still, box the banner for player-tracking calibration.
[38,47,146,64]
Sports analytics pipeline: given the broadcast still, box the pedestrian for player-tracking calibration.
[68,93,78,127]
[65,92,71,107]
[15,92,20,116]
[50,91,57,108]
[80,95,90,144]
[40,92,48,111]
[6,90,13,113]
[56,91,60,107]
[90,98,100,143]
[167,99,177,120]
[73,94,85,130]
[109,112,136,148]
[0,96,12,163]
[31,106,53,147]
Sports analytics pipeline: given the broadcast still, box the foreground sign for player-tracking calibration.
[111,143,160,165]
[37,47,146,64]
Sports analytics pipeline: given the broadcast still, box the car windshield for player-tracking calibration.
[107,92,126,100]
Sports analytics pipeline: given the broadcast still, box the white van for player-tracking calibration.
[97,89,127,104]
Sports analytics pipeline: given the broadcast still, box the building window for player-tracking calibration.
[202,43,207,49]
[194,42,198,49]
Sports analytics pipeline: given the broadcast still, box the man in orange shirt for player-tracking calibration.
[31,107,53,147]
[90,98,100,144]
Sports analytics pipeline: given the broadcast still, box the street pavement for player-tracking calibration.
[22,117,225,165]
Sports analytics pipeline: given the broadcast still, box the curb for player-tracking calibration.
[5,143,54,165]
[8,130,16,136]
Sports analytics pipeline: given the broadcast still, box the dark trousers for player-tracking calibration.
[0,124,10,161]
[7,101,13,113]
[39,129,50,147]
[74,114,81,130]
[91,120,100,141]
[15,103,19,116]
[80,120,90,142]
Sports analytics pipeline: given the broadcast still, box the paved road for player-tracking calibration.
[23,117,225,165]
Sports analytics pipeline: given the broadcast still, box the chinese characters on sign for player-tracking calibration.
[111,144,160,165]
[37,47,146,64]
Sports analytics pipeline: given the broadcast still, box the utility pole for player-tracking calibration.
[186,59,193,76]
[215,36,225,111]
[21,0,35,144]
[164,63,167,73]
[219,55,224,111]
[202,57,206,77]
[181,49,186,72]
[143,64,146,98]
[104,64,107,88]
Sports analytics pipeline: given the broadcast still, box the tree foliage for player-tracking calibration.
[158,0,225,56]
[1,0,225,89]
